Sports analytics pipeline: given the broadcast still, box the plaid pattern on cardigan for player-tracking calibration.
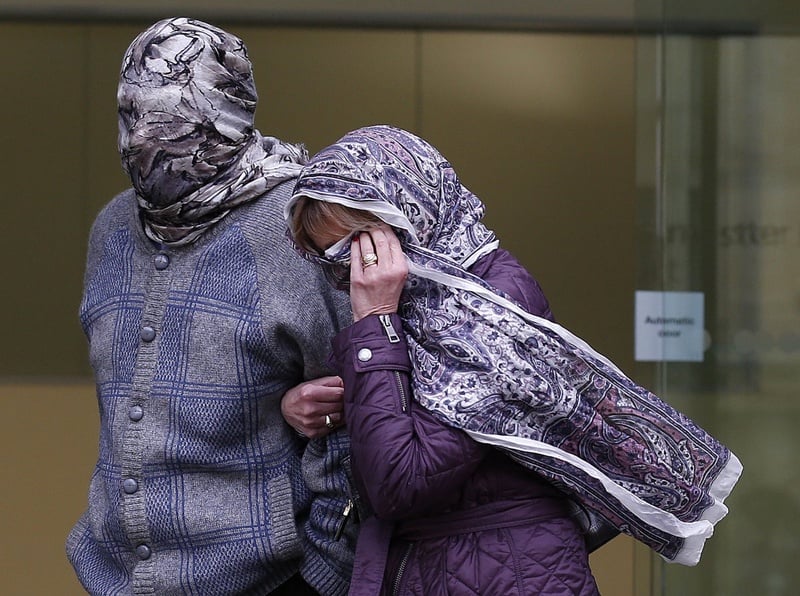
[67,182,356,595]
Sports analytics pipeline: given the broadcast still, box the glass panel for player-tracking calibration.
[636,4,800,595]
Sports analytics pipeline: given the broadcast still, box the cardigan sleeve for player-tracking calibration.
[242,182,359,592]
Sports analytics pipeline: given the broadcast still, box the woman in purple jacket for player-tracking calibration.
[287,141,599,595]
[285,126,740,594]
[298,210,595,596]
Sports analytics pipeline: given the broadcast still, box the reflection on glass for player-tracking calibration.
[639,30,800,596]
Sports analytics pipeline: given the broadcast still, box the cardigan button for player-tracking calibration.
[135,544,151,560]
[357,348,373,362]
[140,326,156,342]
[154,253,170,270]
[129,405,144,422]
[123,478,139,494]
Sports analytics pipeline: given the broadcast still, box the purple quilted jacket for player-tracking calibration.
[331,249,600,595]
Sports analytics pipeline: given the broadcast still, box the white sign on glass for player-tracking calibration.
[635,291,705,362]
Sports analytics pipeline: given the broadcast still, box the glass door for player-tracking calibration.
[635,4,800,595]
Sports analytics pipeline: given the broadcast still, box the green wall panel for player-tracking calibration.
[419,31,636,368]
[0,23,89,377]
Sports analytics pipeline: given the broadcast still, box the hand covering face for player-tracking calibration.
[118,17,307,245]
[286,124,742,565]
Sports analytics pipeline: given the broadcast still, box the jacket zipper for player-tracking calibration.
[335,454,364,541]
[379,314,400,343]
[334,498,354,541]
[393,371,408,413]
[379,314,407,412]
[392,542,414,596]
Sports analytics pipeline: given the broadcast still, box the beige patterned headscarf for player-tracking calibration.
[118,17,307,246]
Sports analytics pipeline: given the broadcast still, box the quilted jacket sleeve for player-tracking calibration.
[473,247,555,322]
[332,312,487,520]
[331,248,552,520]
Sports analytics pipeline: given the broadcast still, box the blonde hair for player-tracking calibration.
[291,196,382,254]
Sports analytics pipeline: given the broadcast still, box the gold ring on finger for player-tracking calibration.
[361,253,378,267]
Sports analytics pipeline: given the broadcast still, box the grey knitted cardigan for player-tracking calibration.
[67,181,356,595]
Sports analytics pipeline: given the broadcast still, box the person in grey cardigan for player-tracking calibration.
[66,17,356,595]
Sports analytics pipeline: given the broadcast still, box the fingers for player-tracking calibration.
[316,407,347,436]
[350,225,391,261]
[314,375,344,387]
[349,224,408,321]
[281,376,346,439]
[351,225,405,277]
[305,375,344,395]
[350,229,365,280]
[324,411,345,429]
[362,225,396,265]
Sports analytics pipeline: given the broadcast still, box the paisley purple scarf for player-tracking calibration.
[118,17,307,246]
[286,125,742,566]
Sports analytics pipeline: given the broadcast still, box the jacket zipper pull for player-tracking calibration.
[379,314,400,343]
[334,499,354,541]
